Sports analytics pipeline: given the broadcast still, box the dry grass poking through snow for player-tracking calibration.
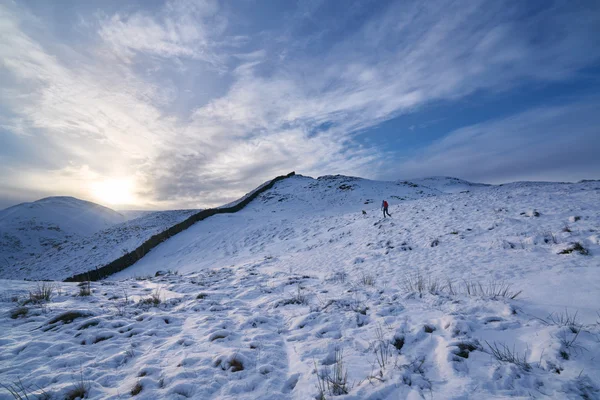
[403,272,522,299]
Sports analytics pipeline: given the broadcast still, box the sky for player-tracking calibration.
[0,0,599,210]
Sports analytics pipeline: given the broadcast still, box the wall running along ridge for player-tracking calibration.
[64,172,296,282]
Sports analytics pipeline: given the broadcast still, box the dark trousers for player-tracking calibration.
[383,207,391,217]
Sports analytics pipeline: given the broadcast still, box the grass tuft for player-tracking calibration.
[28,282,55,303]
[485,341,531,371]
[78,281,91,297]
[315,347,349,398]
[65,371,90,400]
[10,306,28,319]
[48,311,90,325]
[360,273,375,286]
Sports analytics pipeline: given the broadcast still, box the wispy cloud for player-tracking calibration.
[0,0,599,209]
[394,100,600,183]
[98,0,227,68]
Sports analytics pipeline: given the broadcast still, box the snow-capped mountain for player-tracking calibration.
[0,196,125,265]
[1,175,599,399]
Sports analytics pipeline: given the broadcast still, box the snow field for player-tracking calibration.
[1,175,599,399]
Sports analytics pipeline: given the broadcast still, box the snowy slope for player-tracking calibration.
[0,209,199,281]
[1,176,599,399]
[0,197,125,266]
[407,176,489,193]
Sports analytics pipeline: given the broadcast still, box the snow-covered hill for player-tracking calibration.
[0,197,125,266]
[1,175,599,399]
[408,176,490,193]
[0,209,199,281]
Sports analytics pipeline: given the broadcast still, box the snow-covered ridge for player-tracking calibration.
[0,196,125,266]
[1,176,600,398]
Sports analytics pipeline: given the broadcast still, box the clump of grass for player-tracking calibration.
[559,242,589,255]
[403,272,443,297]
[403,274,523,300]
[139,288,162,306]
[485,341,531,371]
[328,271,348,284]
[28,282,55,303]
[277,285,308,307]
[130,381,143,396]
[10,306,29,319]
[373,326,393,376]
[360,273,375,286]
[65,372,90,400]
[315,348,349,398]
[48,311,90,325]
[196,293,207,299]
[453,342,479,359]
[78,281,91,296]
[545,309,581,328]
[392,336,405,352]
[463,281,522,299]
[0,377,50,399]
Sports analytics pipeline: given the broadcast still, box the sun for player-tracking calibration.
[91,178,135,206]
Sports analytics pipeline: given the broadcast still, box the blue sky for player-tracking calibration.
[0,0,599,210]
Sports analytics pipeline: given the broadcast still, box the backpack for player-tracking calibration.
[383,201,388,208]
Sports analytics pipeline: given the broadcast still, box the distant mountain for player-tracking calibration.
[0,196,125,265]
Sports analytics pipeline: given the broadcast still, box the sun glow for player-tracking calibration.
[91,178,135,206]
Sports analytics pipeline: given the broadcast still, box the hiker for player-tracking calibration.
[381,200,391,218]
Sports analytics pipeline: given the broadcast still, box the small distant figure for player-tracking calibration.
[381,200,391,218]
[362,210,367,215]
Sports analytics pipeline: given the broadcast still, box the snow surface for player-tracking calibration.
[0,209,199,281]
[1,175,600,399]
[0,197,125,266]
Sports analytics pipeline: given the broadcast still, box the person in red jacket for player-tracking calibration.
[381,200,391,218]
